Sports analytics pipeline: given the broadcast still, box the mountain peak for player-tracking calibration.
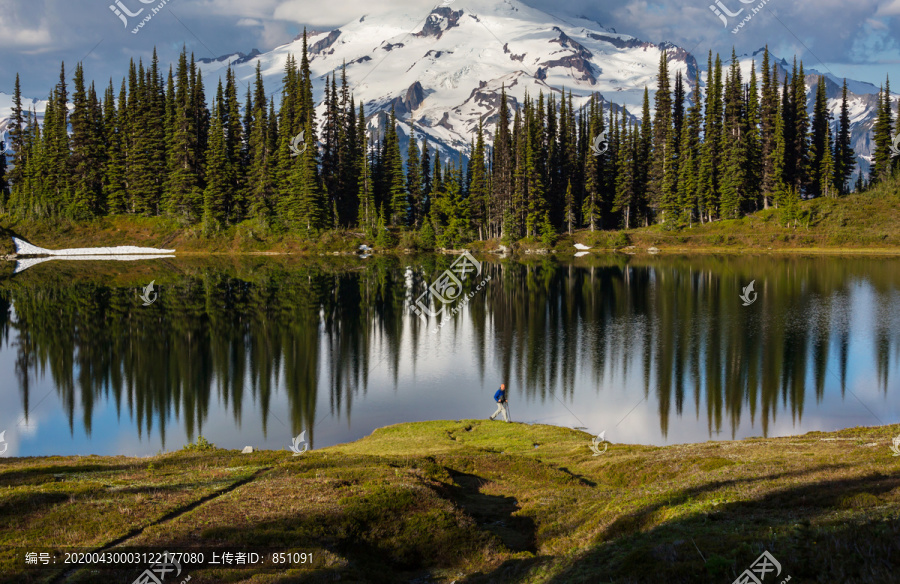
[199,0,699,161]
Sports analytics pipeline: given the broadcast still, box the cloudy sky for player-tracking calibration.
[1,0,899,98]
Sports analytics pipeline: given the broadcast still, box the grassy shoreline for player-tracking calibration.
[3,421,899,583]
[2,216,900,258]
[1,179,900,257]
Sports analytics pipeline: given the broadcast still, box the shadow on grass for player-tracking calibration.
[18,461,899,584]
[0,491,71,520]
[442,469,537,554]
[538,470,900,584]
[444,465,899,584]
[0,462,141,487]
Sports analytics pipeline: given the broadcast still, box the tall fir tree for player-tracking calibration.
[832,80,855,195]
[770,85,788,208]
[582,94,603,231]
[637,87,652,225]
[7,74,26,193]
[744,62,761,211]
[406,121,423,228]
[164,48,202,220]
[0,138,7,209]
[493,85,514,239]
[468,121,488,238]
[809,75,830,198]
[759,48,778,209]
[613,108,636,228]
[871,77,893,183]
[790,59,810,194]
[698,52,723,222]
[69,63,103,218]
[357,103,375,230]
[224,67,245,222]
[385,108,407,226]
[719,49,747,219]
[420,135,432,220]
[676,81,702,227]
[203,96,233,232]
[648,51,673,220]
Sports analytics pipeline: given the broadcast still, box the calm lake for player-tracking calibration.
[1,253,898,457]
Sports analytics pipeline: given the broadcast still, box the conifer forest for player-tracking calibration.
[3,35,898,248]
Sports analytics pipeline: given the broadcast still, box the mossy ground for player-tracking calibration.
[2,421,899,583]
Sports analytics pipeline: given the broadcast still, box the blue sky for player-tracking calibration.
[1,0,899,97]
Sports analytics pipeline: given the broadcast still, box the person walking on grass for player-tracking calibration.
[490,383,510,422]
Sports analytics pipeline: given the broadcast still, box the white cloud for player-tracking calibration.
[0,2,54,51]
[875,0,900,15]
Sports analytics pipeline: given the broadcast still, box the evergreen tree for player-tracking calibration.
[637,87,652,224]
[493,85,514,239]
[339,66,357,226]
[290,112,327,231]
[698,52,723,222]
[790,60,810,194]
[524,93,548,237]
[468,121,488,238]
[673,72,685,146]
[164,49,201,219]
[321,74,338,225]
[406,121,423,228]
[274,54,299,210]
[566,180,578,234]
[613,108,636,228]
[719,49,746,219]
[103,79,128,214]
[246,73,273,221]
[130,51,167,215]
[385,109,407,226]
[759,48,778,209]
[744,62,761,211]
[565,92,581,225]
[70,63,103,218]
[43,63,71,216]
[832,80,855,195]
[421,136,432,216]
[11,108,39,216]
[820,120,836,198]
[675,82,702,227]
[357,104,375,230]
[511,106,526,237]
[203,98,233,232]
[582,94,603,231]
[871,77,893,183]
[809,75,830,198]
[224,67,244,221]
[7,74,26,191]
[770,87,788,208]
[648,51,673,219]
[546,94,562,228]
[0,139,7,209]
[432,160,469,248]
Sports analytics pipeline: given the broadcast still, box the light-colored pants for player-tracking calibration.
[490,401,509,422]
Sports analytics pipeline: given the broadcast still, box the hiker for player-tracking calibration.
[490,383,510,422]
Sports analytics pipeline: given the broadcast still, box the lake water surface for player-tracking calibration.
[1,253,898,457]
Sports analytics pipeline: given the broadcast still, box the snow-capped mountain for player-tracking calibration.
[0,92,49,150]
[0,0,890,182]
[196,0,698,161]
[192,1,885,180]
